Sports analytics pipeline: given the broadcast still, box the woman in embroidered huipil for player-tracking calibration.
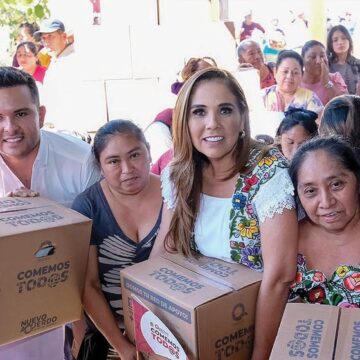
[151,68,298,359]
[289,137,360,307]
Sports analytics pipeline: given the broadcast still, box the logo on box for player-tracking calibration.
[132,295,189,360]
[286,319,325,358]
[16,260,70,293]
[0,210,63,227]
[20,313,58,335]
[149,267,204,294]
[232,303,247,321]
[0,198,31,208]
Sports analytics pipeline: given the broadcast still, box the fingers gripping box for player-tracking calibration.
[121,252,262,360]
[0,197,92,345]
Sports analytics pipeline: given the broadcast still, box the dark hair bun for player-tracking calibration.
[284,107,318,121]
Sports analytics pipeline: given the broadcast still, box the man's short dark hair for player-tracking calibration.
[0,67,40,106]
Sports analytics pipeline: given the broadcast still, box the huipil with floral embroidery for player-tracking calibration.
[229,147,294,271]
[289,254,360,308]
[160,147,295,270]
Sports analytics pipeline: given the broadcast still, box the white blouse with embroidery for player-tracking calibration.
[161,161,295,262]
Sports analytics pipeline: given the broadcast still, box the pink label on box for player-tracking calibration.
[132,295,189,360]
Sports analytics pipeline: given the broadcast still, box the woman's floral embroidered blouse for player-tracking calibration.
[229,147,295,271]
[161,147,295,272]
[290,254,360,307]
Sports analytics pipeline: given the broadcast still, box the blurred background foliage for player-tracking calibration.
[0,0,50,49]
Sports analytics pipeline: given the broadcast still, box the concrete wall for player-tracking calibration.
[46,0,236,132]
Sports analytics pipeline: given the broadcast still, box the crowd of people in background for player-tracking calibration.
[1,7,360,360]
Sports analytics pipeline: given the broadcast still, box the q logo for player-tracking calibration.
[232,303,247,321]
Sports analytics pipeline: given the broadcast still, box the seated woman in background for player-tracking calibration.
[327,25,360,95]
[289,136,360,307]
[275,107,318,160]
[263,50,324,114]
[72,120,162,360]
[237,39,276,89]
[151,67,298,359]
[301,40,348,106]
[319,94,360,158]
[15,41,47,83]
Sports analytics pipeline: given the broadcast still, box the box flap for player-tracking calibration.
[0,204,91,237]
[0,197,55,213]
[334,308,360,359]
[162,252,262,290]
[121,257,232,313]
[270,303,339,360]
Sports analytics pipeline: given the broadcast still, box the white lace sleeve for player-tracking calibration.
[253,167,295,223]
[160,165,176,210]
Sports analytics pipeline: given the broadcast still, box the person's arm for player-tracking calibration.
[83,246,137,360]
[150,165,175,258]
[321,63,347,100]
[255,22,266,33]
[251,208,298,360]
[150,205,173,258]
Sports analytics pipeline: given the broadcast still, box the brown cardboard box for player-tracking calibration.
[270,303,360,359]
[334,308,360,359]
[0,197,92,345]
[270,303,339,359]
[121,252,262,360]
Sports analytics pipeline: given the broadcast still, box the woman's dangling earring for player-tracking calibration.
[239,130,246,139]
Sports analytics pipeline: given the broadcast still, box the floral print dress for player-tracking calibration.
[289,254,360,308]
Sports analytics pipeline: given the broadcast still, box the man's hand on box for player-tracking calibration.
[6,187,39,197]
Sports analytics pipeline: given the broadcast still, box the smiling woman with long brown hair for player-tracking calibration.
[151,67,298,359]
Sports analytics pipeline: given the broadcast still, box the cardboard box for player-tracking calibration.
[0,196,92,345]
[121,252,262,360]
[334,308,360,360]
[270,303,360,359]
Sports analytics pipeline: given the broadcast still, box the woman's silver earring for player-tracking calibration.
[239,130,246,139]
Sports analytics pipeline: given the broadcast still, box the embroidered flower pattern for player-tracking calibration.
[289,254,360,307]
[229,148,288,271]
[238,219,258,239]
[232,193,247,211]
[344,273,360,292]
[240,246,262,271]
[258,155,278,167]
[336,266,350,278]
[243,175,259,192]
